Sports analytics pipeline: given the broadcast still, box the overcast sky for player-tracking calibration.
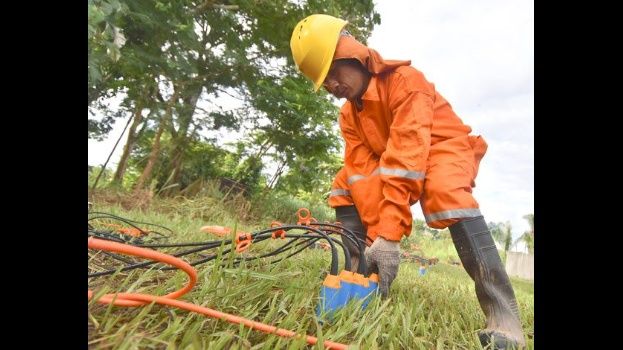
[88,0,533,239]
[365,0,534,238]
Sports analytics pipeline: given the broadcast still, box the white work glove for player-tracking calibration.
[365,236,400,298]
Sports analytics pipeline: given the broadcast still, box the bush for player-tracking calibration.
[249,192,334,224]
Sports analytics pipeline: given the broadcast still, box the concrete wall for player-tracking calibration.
[505,251,534,280]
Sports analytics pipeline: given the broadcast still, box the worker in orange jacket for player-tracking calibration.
[290,14,525,350]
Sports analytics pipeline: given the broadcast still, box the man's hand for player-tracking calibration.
[365,236,400,298]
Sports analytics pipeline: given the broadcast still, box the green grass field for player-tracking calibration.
[88,199,534,349]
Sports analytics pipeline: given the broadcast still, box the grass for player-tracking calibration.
[406,235,460,264]
[88,196,534,349]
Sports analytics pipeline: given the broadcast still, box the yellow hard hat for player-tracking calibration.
[290,14,348,91]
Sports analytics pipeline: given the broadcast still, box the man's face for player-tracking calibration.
[322,59,369,101]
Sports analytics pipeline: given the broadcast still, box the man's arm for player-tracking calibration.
[369,72,434,241]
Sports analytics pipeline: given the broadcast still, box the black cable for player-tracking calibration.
[229,233,349,271]
[88,225,343,277]
[310,222,367,274]
[253,225,340,275]
[88,212,174,233]
[88,240,229,278]
[88,230,129,243]
[100,250,136,265]
[88,212,173,239]
[87,212,365,278]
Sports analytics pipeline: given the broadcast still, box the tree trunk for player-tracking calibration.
[112,100,143,184]
[160,86,203,196]
[134,93,177,190]
[169,127,197,191]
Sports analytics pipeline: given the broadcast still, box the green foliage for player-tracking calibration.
[250,191,334,224]
[233,156,264,195]
[88,0,129,84]
[488,221,512,251]
[488,221,504,244]
[504,222,513,252]
[276,153,343,197]
[89,0,381,203]
[88,165,113,188]
[522,213,534,254]
[410,234,459,263]
[125,134,241,191]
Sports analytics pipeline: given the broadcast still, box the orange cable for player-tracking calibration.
[87,237,348,349]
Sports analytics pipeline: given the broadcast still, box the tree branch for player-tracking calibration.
[194,1,239,14]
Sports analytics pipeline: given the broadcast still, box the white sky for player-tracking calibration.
[366,0,534,238]
[88,0,533,239]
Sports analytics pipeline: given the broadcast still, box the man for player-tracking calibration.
[290,14,525,349]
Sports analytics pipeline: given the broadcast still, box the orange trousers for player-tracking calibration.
[329,135,487,241]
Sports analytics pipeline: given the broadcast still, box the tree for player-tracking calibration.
[412,218,427,236]
[488,221,504,246]
[519,213,534,254]
[503,221,512,253]
[89,0,381,195]
[488,221,512,252]
[88,0,129,107]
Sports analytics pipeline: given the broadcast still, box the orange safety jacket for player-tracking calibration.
[328,35,487,242]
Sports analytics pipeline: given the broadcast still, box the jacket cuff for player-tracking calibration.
[368,224,403,242]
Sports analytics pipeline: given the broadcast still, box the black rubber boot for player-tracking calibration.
[335,205,367,273]
[449,216,525,349]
